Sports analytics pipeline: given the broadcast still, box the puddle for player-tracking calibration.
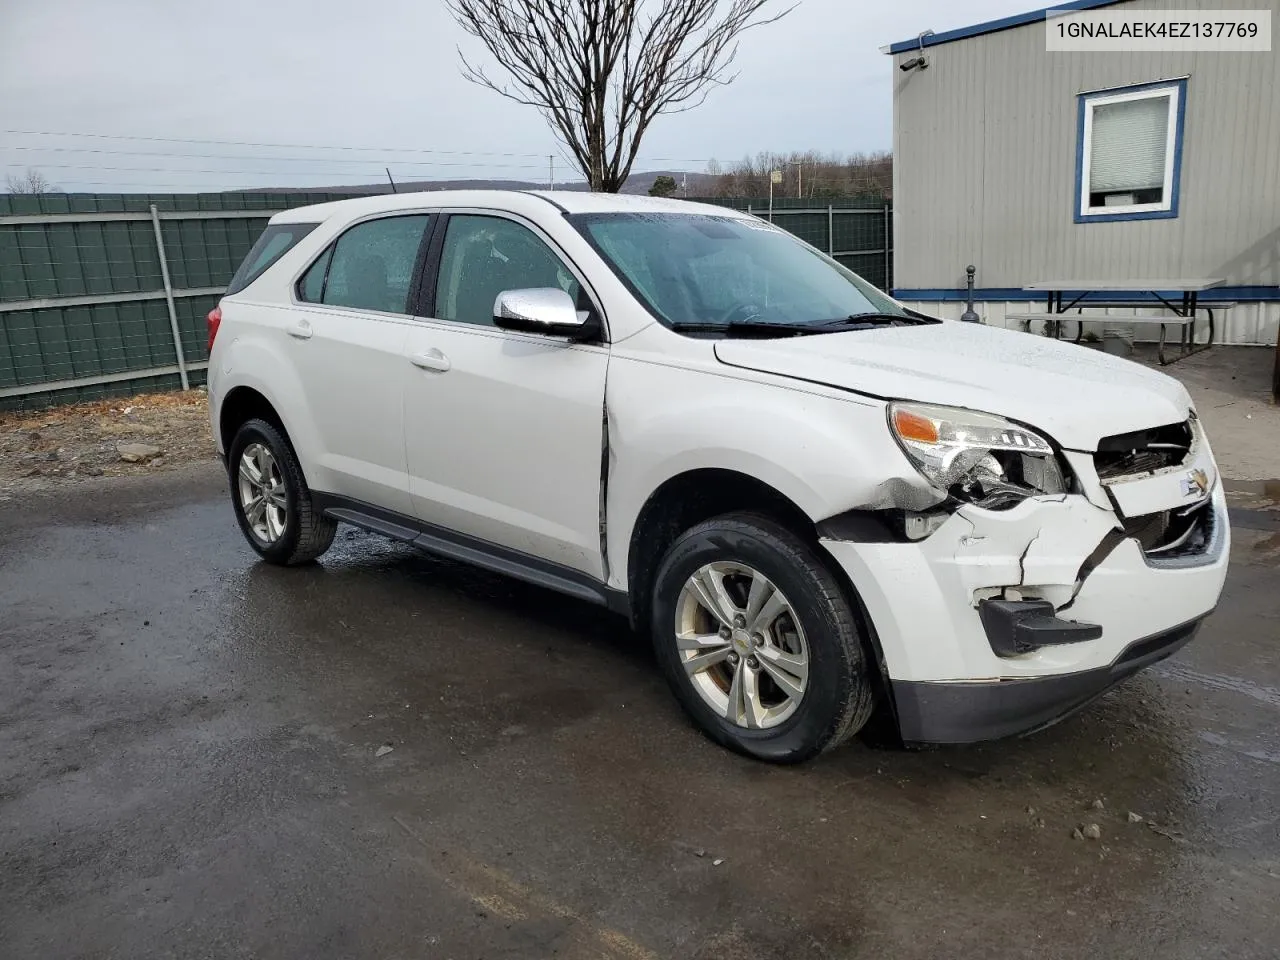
[1199,731,1280,765]
[1223,478,1280,504]
[1156,661,1280,709]
[1224,479,1280,532]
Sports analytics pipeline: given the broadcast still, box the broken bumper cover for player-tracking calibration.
[891,616,1203,743]
[820,484,1228,743]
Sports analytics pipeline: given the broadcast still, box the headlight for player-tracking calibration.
[888,402,1067,509]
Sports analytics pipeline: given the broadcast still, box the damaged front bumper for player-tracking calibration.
[889,616,1204,742]
[820,476,1229,744]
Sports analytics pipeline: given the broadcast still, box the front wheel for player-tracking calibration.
[227,418,336,566]
[651,513,875,763]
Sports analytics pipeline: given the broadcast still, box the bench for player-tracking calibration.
[1016,279,1228,366]
[1006,304,1233,366]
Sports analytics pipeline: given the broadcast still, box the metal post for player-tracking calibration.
[768,176,774,222]
[549,155,555,191]
[960,266,980,322]
[882,202,891,290]
[149,204,189,391]
[827,205,834,256]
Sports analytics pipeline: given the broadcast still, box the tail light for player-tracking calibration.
[207,305,222,352]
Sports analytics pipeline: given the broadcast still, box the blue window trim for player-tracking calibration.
[883,0,1124,54]
[1074,78,1187,224]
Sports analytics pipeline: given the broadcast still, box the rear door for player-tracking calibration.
[285,214,434,514]
[402,211,610,578]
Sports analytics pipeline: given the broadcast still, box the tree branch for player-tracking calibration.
[446,0,792,191]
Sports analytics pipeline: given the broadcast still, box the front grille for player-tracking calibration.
[1121,499,1215,559]
[1094,420,1194,481]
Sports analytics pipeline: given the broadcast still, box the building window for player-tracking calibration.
[1075,79,1186,222]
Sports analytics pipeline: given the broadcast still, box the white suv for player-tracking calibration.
[207,191,1228,763]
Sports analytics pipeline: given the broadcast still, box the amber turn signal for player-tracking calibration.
[892,408,940,444]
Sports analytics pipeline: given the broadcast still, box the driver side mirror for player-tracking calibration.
[492,288,593,340]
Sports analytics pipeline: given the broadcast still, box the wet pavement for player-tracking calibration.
[2,465,1278,959]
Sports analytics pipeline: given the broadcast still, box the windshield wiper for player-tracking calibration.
[670,310,940,337]
[668,320,824,337]
[817,312,936,329]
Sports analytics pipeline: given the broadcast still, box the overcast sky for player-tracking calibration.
[0,0,1032,192]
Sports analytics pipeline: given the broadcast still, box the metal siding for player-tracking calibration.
[893,0,1280,293]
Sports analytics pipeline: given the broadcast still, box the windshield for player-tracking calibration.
[569,212,907,331]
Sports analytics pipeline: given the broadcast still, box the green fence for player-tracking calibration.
[0,191,374,410]
[0,191,892,410]
[699,196,893,291]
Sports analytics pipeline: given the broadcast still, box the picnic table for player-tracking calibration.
[1008,279,1227,365]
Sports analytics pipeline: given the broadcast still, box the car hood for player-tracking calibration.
[713,321,1192,451]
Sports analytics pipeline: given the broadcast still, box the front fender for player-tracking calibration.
[603,358,933,589]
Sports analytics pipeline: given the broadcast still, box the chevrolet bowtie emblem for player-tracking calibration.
[1182,467,1210,498]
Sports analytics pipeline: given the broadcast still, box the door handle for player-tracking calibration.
[410,348,451,373]
[288,319,313,340]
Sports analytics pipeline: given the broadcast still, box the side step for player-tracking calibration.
[315,494,630,616]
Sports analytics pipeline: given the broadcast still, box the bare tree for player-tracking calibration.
[446,0,793,192]
[705,150,892,200]
[5,168,55,194]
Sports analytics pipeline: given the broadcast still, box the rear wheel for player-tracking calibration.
[651,513,875,763]
[228,418,336,565]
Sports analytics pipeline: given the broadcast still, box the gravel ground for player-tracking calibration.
[0,389,217,500]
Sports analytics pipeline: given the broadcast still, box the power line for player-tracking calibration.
[1,129,713,164]
[4,161,554,175]
[2,145,594,167]
[5,180,416,192]
[1,129,551,159]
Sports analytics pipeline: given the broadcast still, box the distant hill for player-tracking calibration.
[244,170,718,197]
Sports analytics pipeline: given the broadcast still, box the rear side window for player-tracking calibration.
[227,223,318,294]
[298,215,432,314]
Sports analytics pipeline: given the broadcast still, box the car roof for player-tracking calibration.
[268,189,753,225]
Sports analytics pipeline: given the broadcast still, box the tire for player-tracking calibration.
[651,512,875,764]
[227,418,336,566]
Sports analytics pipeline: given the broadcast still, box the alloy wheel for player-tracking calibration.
[237,442,288,544]
[674,561,810,729]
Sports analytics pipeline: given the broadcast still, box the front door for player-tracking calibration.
[403,213,609,578]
